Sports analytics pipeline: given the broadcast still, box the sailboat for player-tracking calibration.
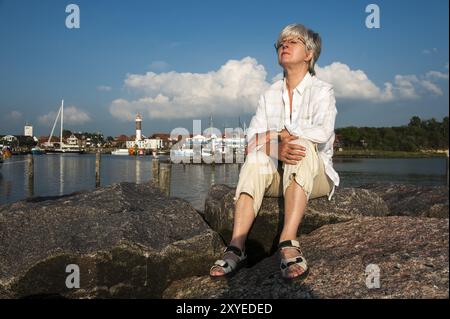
[45,100,85,154]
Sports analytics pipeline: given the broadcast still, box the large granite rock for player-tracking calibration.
[360,183,449,218]
[204,184,389,263]
[163,216,449,299]
[0,285,11,298]
[0,182,225,299]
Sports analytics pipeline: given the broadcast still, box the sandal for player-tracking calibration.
[209,245,247,278]
[278,239,309,281]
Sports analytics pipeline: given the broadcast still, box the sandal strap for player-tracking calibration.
[214,258,237,270]
[278,239,301,252]
[224,245,245,258]
[210,245,247,275]
[278,240,308,279]
[210,255,240,274]
[280,257,308,278]
[210,262,231,274]
[280,256,305,269]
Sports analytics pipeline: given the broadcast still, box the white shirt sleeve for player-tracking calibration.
[246,94,268,144]
[286,87,337,144]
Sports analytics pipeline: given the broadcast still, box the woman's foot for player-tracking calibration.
[210,245,247,278]
[278,240,308,280]
[279,247,307,278]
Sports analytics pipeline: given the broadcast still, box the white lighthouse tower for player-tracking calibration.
[135,113,142,141]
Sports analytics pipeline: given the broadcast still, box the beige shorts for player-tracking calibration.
[234,137,333,216]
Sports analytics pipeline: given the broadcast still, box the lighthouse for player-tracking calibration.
[135,113,142,141]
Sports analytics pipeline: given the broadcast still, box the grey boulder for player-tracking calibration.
[164,216,449,299]
[360,183,449,218]
[0,182,224,298]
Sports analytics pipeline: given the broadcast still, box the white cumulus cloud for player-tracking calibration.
[110,57,269,121]
[314,62,446,101]
[110,58,449,121]
[315,62,385,100]
[426,70,449,81]
[38,106,91,126]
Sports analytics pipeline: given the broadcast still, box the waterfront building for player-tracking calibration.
[24,124,33,137]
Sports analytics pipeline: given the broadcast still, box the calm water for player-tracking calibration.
[0,154,447,211]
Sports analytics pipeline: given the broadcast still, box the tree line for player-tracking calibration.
[335,116,449,151]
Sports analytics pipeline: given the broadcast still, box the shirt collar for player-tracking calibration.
[282,72,312,96]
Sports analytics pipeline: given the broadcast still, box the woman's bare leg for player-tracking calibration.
[210,193,255,276]
[229,193,256,249]
[279,180,307,278]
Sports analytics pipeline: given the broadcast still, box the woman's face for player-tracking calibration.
[277,37,311,69]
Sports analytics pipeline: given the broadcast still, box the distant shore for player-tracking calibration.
[8,148,449,159]
[334,149,448,158]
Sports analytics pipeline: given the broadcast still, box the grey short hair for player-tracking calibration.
[276,23,322,76]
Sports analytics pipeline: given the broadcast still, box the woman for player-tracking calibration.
[210,23,339,280]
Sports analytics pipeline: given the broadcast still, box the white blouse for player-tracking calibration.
[247,72,340,199]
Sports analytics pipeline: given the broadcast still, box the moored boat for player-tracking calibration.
[44,100,85,155]
[46,148,85,154]
[31,146,45,155]
[111,149,130,156]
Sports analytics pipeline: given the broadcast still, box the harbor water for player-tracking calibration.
[0,154,447,212]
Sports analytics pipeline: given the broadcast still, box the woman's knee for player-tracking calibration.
[245,150,271,165]
[242,151,275,174]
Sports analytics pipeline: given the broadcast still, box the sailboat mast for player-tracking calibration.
[48,104,62,145]
[209,114,213,136]
[60,99,64,147]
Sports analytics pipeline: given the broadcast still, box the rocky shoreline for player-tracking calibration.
[0,182,448,299]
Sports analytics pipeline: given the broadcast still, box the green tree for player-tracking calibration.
[408,116,422,128]
[62,129,72,138]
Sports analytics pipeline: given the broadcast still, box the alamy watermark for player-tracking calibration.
[365,4,381,29]
[65,4,80,29]
[168,120,281,171]
[65,264,80,289]
[169,120,247,164]
[365,264,381,289]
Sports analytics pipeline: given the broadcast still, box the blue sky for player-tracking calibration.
[0,0,448,137]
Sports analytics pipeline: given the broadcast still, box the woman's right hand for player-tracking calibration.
[278,135,306,165]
